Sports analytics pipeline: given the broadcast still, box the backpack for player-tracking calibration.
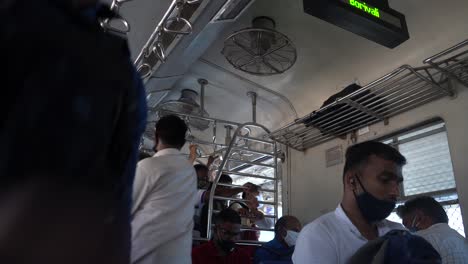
[348,230,442,264]
[303,83,384,138]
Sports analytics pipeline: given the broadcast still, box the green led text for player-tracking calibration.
[349,0,380,18]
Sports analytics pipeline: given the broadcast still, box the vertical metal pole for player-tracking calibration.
[273,142,279,225]
[225,125,233,146]
[198,79,208,113]
[247,91,257,123]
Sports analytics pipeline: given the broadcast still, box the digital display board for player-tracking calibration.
[304,0,409,48]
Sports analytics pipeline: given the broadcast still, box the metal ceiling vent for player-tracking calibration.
[222,16,297,76]
[157,79,210,131]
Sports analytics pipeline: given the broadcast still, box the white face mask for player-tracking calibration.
[284,230,299,247]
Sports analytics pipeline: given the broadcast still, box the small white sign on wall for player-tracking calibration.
[326,145,343,167]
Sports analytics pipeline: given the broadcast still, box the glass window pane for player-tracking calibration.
[444,204,465,237]
[399,131,455,196]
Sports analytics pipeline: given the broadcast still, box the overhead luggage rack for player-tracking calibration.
[270,64,453,151]
[424,39,468,89]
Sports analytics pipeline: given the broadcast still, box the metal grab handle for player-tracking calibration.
[137,63,152,79]
[186,0,201,4]
[162,17,193,35]
[152,42,166,62]
[101,17,130,34]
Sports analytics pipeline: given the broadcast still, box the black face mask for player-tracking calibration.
[218,240,236,253]
[354,176,396,223]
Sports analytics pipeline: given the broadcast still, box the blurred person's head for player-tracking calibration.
[213,208,242,255]
[244,192,259,210]
[154,115,187,151]
[274,216,302,247]
[241,182,259,198]
[217,174,233,189]
[397,196,448,232]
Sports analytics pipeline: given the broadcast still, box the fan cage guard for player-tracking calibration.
[222,28,297,76]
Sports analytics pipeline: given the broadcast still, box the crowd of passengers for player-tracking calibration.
[3,1,467,263]
[132,115,468,264]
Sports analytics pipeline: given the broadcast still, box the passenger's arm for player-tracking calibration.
[131,164,151,216]
[255,216,274,229]
[292,223,337,264]
[188,144,198,164]
[201,187,245,203]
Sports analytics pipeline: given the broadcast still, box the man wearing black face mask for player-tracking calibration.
[293,141,407,264]
[192,208,251,264]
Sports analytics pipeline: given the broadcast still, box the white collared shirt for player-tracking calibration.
[416,223,468,264]
[131,148,197,264]
[292,205,404,264]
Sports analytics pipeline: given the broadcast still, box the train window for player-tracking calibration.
[382,120,465,237]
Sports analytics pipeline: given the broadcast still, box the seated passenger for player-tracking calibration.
[397,196,468,263]
[293,141,407,264]
[231,184,264,227]
[131,115,197,264]
[254,216,302,264]
[192,209,251,264]
[230,184,273,259]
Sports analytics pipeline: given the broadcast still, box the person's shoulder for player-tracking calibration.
[136,156,159,171]
[192,241,214,254]
[234,246,253,259]
[381,219,405,230]
[256,238,282,254]
[301,211,338,234]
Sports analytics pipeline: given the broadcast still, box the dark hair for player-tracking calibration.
[241,183,259,199]
[214,208,241,225]
[274,216,289,235]
[206,174,232,191]
[343,141,406,181]
[155,115,187,149]
[397,196,448,224]
[194,164,208,173]
[219,174,232,184]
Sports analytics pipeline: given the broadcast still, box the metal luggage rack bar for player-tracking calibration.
[424,39,468,88]
[270,64,453,151]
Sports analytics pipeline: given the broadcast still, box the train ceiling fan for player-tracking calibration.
[222,16,297,76]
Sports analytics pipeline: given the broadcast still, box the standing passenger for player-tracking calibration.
[1,1,146,263]
[293,141,407,264]
[131,115,197,264]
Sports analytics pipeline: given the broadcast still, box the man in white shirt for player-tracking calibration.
[397,196,468,264]
[131,115,197,264]
[293,141,407,264]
